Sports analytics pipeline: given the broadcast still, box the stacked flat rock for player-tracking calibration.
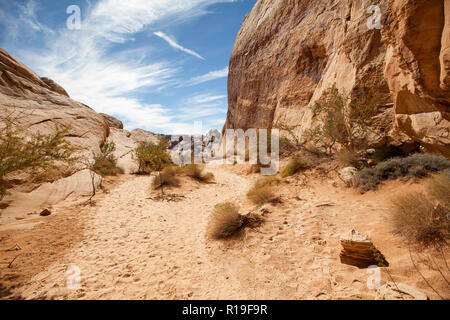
[340,230,389,269]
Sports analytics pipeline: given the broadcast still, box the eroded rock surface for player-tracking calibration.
[225,0,449,156]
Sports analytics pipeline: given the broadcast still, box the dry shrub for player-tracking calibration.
[207,202,243,239]
[207,202,264,239]
[391,192,449,248]
[335,148,360,166]
[427,170,450,209]
[182,164,214,183]
[354,153,450,192]
[281,156,311,178]
[152,166,180,190]
[247,176,279,205]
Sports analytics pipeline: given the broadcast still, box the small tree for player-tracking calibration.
[132,139,173,195]
[304,85,381,154]
[0,112,80,200]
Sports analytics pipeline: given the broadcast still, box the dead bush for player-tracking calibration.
[427,170,450,209]
[335,148,360,166]
[391,192,449,248]
[182,164,214,183]
[207,202,264,239]
[247,176,279,205]
[354,153,450,192]
[281,156,311,178]
[152,166,180,190]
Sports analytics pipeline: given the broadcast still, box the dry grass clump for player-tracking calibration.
[152,166,180,190]
[354,153,450,192]
[335,148,360,167]
[391,192,449,248]
[247,176,280,205]
[182,164,214,183]
[427,170,450,209]
[207,202,264,239]
[281,156,311,178]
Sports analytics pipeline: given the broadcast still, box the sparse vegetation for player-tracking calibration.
[152,166,181,191]
[92,141,124,176]
[132,139,172,175]
[335,148,360,167]
[281,156,311,178]
[247,176,280,205]
[304,85,381,154]
[390,172,450,299]
[391,192,448,248]
[0,112,80,200]
[354,153,450,192]
[182,164,214,183]
[207,202,264,239]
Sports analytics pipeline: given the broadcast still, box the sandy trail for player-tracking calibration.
[15,164,446,300]
[19,165,254,299]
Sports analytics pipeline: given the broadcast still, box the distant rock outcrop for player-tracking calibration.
[101,113,124,130]
[225,0,449,156]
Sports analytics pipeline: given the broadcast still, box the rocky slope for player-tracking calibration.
[225,0,449,156]
[0,48,161,216]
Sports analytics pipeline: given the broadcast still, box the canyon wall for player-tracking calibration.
[225,0,449,156]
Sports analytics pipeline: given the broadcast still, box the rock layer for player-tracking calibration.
[225,0,449,156]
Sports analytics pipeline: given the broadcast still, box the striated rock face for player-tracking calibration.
[339,230,389,269]
[225,0,449,156]
[0,48,109,156]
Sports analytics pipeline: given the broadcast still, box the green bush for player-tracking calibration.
[132,139,172,175]
[281,156,311,178]
[91,141,123,176]
[354,153,450,192]
[304,85,381,154]
[0,119,79,200]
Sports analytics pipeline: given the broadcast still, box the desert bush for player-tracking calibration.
[207,202,244,239]
[427,170,450,209]
[281,156,311,178]
[0,117,79,200]
[335,148,360,166]
[182,164,214,183]
[152,166,180,190]
[354,153,450,192]
[247,176,279,205]
[207,202,264,239]
[91,141,123,176]
[132,139,172,175]
[391,192,449,248]
[304,85,381,154]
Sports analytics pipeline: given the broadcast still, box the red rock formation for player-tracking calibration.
[225,0,449,156]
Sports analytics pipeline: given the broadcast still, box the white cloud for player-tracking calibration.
[154,31,205,60]
[184,67,229,86]
[6,0,236,134]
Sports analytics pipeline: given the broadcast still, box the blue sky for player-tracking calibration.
[0,0,256,134]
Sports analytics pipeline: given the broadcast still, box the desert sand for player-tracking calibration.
[1,162,447,300]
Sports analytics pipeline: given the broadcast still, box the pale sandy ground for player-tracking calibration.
[2,164,449,300]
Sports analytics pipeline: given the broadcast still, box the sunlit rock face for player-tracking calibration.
[225,0,449,156]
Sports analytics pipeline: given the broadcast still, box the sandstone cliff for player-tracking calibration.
[0,48,161,215]
[225,0,449,156]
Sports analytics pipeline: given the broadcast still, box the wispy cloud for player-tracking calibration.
[184,67,229,86]
[154,31,205,60]
[1,0,236,134]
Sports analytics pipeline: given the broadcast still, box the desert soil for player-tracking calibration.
[0,164,448,300]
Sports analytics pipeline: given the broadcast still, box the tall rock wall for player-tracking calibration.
[225,0,449,156]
